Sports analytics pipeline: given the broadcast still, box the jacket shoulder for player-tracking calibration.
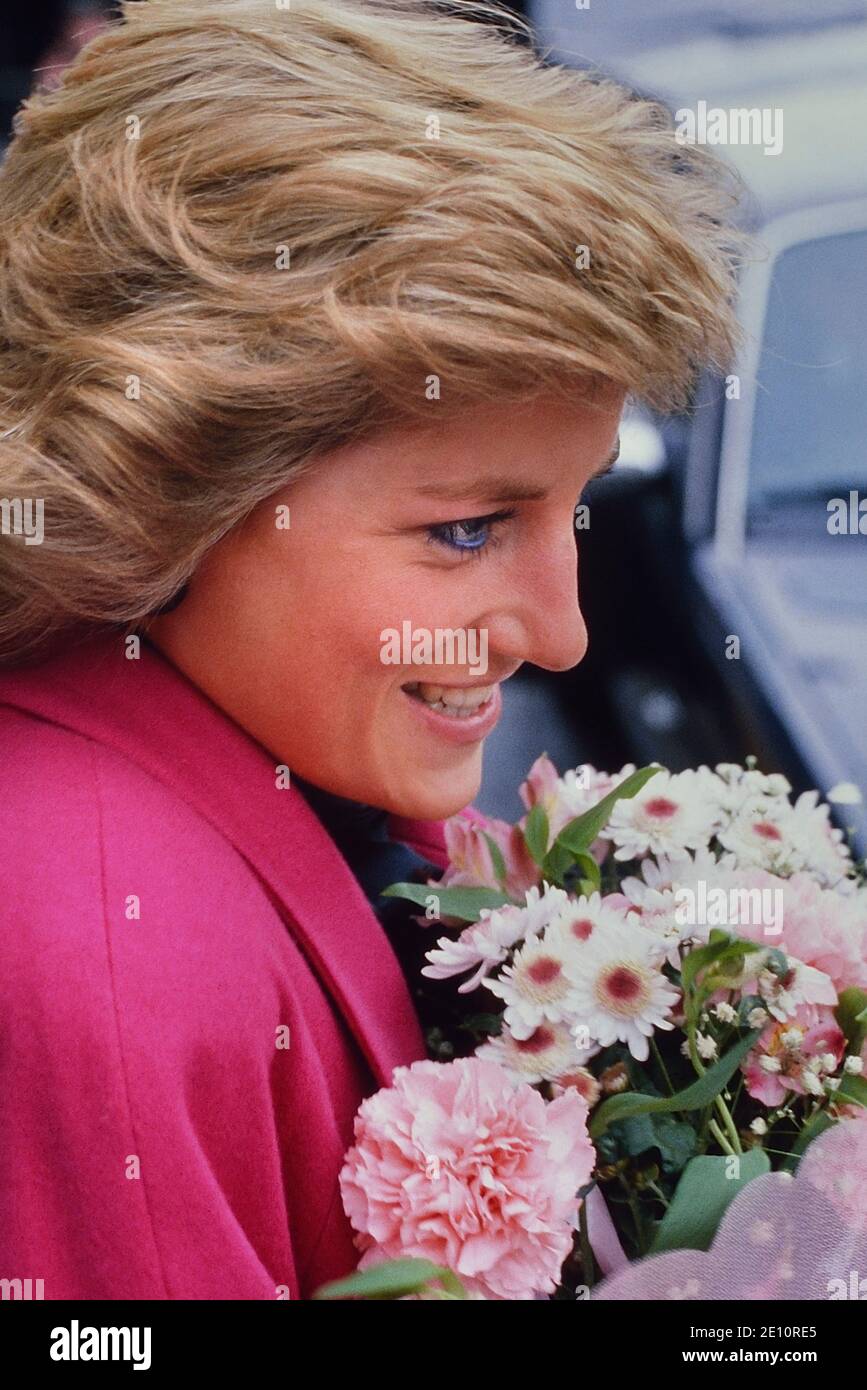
[0,704,279,968]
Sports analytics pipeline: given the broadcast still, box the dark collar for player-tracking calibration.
[293,775,390,847]
[293,774,436,909]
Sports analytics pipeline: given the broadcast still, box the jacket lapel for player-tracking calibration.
[0,634,427,1087]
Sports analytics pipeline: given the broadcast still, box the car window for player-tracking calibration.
[747,226,867,530]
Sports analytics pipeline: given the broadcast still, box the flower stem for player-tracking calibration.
[715,1093,743,1154]
[708,1117,735,1155]
[650,1037,675,1096]
[688,1031,743,1155]
[646,1180,670,1209]
[619,1174,646,1257]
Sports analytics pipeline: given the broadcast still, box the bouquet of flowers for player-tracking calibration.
[316,758,867,1301]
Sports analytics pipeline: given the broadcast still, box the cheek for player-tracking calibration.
[242,518,474,704]
[268,564,413,708]
[304,557,442,671]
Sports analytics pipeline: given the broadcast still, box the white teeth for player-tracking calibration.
[404,681,495,717]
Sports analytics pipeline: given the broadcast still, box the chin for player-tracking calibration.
[384,762,483,823]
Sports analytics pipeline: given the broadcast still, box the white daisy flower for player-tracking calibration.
[718,791,853,888]
[476,1019,598,1086]
[615,855,701,966]
[560,916,681,1061]
[622,854,693,895]
[550,765,611,830]
[422,921,512,992]
[422,884,568,992]
[546,891,641,952]
[605,768,725,861]
[481,931,582,1039]
[514,883,571,937]
[713,763,792,820]
[718,802,801,876]
[787,791,854,887]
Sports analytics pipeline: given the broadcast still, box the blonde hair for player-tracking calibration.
[0,0,746,665]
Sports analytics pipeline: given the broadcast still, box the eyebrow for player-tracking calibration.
[413,437,621,505]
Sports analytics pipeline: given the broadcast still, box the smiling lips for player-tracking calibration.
[403,680,495,718]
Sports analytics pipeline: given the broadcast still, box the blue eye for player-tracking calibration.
[427,510,515,556]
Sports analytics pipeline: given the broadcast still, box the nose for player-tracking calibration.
[487,529,589,673]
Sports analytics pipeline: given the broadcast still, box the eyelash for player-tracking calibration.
[426,509,517,559]
[423,475,607,560]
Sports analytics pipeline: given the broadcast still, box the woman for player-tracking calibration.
[0,0,743,1299]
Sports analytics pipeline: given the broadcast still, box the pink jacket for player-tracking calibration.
[0,634,448,1300]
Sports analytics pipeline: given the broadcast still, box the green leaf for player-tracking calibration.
[540,840,575,886]
[681,934,763,999]
[553,765,662,856]
[681,935,765,1027]
[573,853,601,890]
[312,1257,466,1300]
[835,987,867,1057]
[652,1115,700,1175]
[678,938,728,999]
[457,1012,503,1037]
[523,804,550,867]
[480,831,509,890]
[608,1113,697,1176]
[590,1030,760,1139]
[834,1072,867,1109]
[380,882,513,922]
[649,1148,771,1254]
[607,1113,658,1159]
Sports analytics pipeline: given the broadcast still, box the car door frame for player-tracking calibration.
[682,195,867,851]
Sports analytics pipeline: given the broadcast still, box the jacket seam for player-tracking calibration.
[298,1175,346,1297]
[88,742,173,1300]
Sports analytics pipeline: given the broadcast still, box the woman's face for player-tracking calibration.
[148,389,626,820]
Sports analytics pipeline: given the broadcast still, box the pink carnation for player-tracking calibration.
[339,1056,595,1300]
[714,868,867,993]
[774,873,867,991]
